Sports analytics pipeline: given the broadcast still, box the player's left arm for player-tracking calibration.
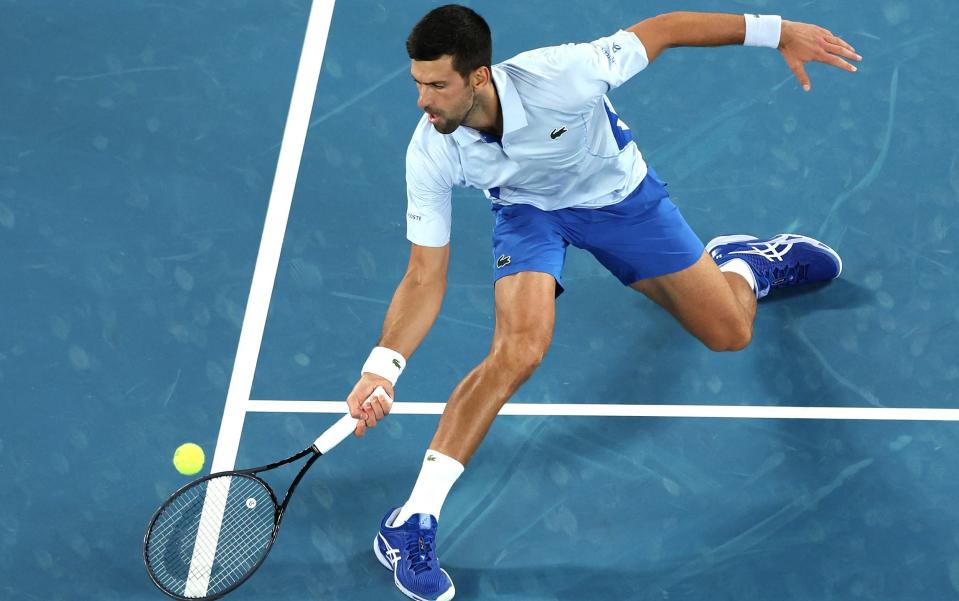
[627,12,861,91]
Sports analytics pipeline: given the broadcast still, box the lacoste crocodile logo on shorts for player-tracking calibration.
[496,255,511,268]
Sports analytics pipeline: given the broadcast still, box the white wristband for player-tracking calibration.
[361,346,406,386]
[743,14,782,49]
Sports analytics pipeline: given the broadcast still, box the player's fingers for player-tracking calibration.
[818,52,857,72]
[788,60,812,92]
[823,42,861,62]
[360,403,378,429]
[827,34,857,54]
[346,394,360,419]
[346,393,365,419]
[368,387,393,415]
[354,419,366,438]
[364,398,386,421]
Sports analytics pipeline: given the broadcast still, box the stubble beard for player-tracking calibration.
[432,87,477,135]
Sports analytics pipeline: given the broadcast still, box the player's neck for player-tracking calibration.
[463,81,502,138]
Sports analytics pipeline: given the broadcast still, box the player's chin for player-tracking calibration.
[432,118,461,135]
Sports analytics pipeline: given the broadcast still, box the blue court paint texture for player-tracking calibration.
[1,1,958,599]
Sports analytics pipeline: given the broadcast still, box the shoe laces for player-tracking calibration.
[405,535,435,575]
[759,261,809,286]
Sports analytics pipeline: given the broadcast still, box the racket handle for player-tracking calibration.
[312,387,393,454]
[312,414,357,454]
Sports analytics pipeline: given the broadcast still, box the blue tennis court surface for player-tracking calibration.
[2,0,958,599]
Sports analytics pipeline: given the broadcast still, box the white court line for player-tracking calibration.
[192,1,336,597]
[246,400,959,421]
[210,0,335,474]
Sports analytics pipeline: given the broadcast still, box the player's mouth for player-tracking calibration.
[427,111,440,124]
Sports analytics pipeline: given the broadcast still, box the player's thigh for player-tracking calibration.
[629,251,747,336]
[491,271,556,364]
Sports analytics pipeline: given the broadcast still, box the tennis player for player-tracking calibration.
[347,6,860,600]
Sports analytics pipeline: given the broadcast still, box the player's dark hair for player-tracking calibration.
[406,4,492,79]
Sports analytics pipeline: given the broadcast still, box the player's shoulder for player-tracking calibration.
[406,114,458,182]
[501,42,580,78]
[502,30,643,75]
[498,40,604,109]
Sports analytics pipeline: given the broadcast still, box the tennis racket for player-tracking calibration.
[143,387,391,600]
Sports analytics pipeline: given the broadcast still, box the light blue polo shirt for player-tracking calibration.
[406,29,651,247]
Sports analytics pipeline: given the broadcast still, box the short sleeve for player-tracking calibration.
[527,30,649,104]
[405,141,453,247]
[583,30,650,91]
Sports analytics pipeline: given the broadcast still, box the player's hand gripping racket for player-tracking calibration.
[143,387,391,600]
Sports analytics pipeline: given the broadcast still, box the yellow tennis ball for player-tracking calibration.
[173,443,205,475]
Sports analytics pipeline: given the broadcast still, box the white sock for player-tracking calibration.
[719,258,758,296]
[393,450,464,525]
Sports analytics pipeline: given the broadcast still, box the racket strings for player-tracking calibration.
[146,475,276,598]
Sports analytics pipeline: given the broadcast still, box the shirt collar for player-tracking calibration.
[451,65,528,146]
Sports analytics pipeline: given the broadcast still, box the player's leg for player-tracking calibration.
[374,204,566,601]
[632,232,844,351]
[374,272,555,601]
[415,200,567,468]
[429,270,556,462]
[631,251,756,351]
[578,168,841,352]
[575,169,752,351]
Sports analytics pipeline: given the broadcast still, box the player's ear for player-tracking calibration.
[470,65,491,89]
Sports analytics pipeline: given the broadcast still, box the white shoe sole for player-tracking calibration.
[373,534,393,571]
[706,233,842,278]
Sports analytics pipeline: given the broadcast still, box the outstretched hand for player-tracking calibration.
[779,20,861,92]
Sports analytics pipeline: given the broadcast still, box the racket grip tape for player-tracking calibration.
[311,386,393,453]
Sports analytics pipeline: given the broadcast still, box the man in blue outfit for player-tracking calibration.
[345,6,860,600]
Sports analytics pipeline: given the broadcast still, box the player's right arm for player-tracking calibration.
[347,242,449,436]
[347,127,456,437]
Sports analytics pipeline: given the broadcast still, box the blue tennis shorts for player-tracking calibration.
[491,167,704,295]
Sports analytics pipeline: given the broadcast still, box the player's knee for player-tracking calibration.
[726,324,753,351]
[490,335,550,377]
[705,321,752,352]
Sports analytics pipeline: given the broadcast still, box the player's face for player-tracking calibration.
[411,56,476,135]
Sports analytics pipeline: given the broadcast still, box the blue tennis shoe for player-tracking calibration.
[373,508,455,601]
[706,233,842,299]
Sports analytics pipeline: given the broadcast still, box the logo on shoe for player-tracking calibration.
[496,255,511,268]
[380,533,402,567]
[729,239,795,262]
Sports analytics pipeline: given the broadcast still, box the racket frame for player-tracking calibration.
[144,401,383,600]
[143,444,323,601]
